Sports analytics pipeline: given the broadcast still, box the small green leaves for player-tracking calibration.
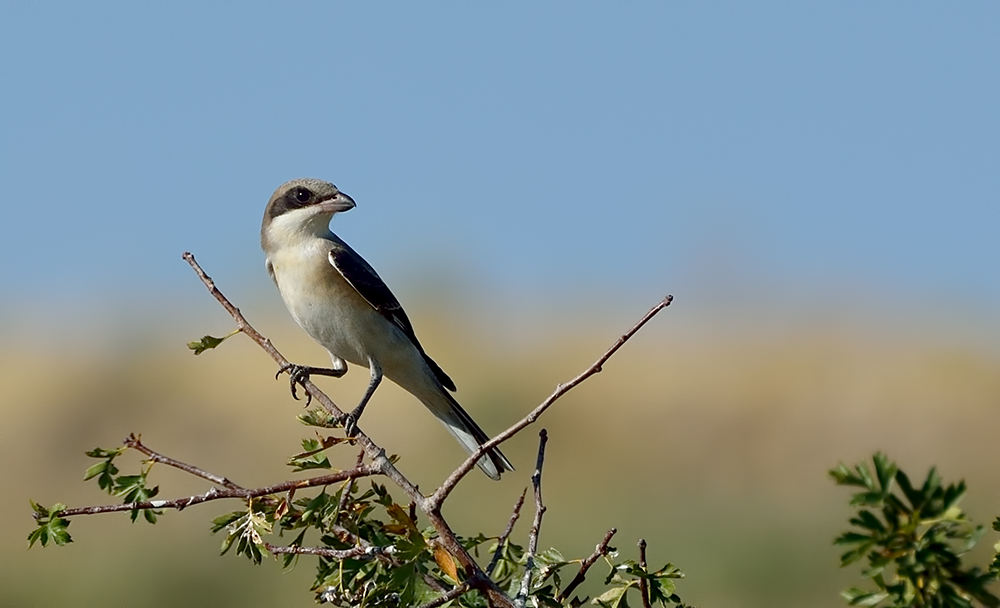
[832,453,1000,608]
[83,445,162,523]
[288,437,334,472]
[298,408,342,429]
[113,473,161,523]
[592,559,687,607]
[187,328,241,355]
[27,501,72,548]
[84,446,125,493]
[830,452,898,507]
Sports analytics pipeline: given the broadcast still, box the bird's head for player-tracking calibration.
[261,178,356,242]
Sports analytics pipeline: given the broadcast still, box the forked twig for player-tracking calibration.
[486,488,527,576]
[557,527,618,602]
[430,295,673,508]
[124,433,244,491]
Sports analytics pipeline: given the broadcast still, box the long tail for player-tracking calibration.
[418,388,514,480]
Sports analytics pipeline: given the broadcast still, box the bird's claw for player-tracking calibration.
[339,413,359,437]
[276,363,314,406]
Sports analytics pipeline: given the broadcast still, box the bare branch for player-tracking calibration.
[486,488,527,577]
[55,465,379,518]
[638,538,651,608]
[556,527,618,603]
[430,295,673,508]
[123,433,245,491]
[514,429,549,608]
[264,542,391,561]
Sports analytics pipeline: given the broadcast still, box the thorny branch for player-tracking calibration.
[46,252,671,608]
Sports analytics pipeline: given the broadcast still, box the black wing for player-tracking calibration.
[328,242,457,391]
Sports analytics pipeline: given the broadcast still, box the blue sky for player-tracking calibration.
[3,3,998,320]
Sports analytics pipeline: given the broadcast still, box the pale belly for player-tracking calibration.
[269,244,426,384]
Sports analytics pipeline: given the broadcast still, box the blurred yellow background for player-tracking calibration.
[4,283,998,607]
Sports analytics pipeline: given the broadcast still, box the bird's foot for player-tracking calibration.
[337,399,371,437]
[276,363,318,406]
[338,412,359,437]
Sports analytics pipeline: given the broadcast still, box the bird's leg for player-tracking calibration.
[341,357,382,436]
[276,357,348,406]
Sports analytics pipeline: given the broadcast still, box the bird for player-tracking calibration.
[260,178,514,480]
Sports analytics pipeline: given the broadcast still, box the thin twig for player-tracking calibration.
[556,527,618,602]
[415,580,474,608]
[486,488,527,577]
[264,542,391,560]
[123,433,244,490]
[638,538,651,608]
[54,465,379,518]
[430,295,673,509]
[514,429,549,608]
[333,450,365,527]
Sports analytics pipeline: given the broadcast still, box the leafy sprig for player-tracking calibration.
[832,453,999,608]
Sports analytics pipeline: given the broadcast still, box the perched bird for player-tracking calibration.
[260,178,513,480]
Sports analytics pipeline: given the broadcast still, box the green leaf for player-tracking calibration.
[941,480,967,515]
[27,501,72,548]
[856,462,875,491]
[921,466,941,500]
[211,511,245,534]
[850,510,886,533]
[895,469,923,510]
[112,473,161,523]
[849,491,886,507]
[187,334,227,354]
[187,329,240,355]
[592,584,630,608]
[83,460,120,493]
[842,588,889,606]
[297,409,343,429]
[287,438,333,471]
[872,453,897,493]
[84,447,125,459]
[831,463,866,487]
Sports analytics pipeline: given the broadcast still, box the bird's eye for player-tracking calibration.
[294,187,312,203]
